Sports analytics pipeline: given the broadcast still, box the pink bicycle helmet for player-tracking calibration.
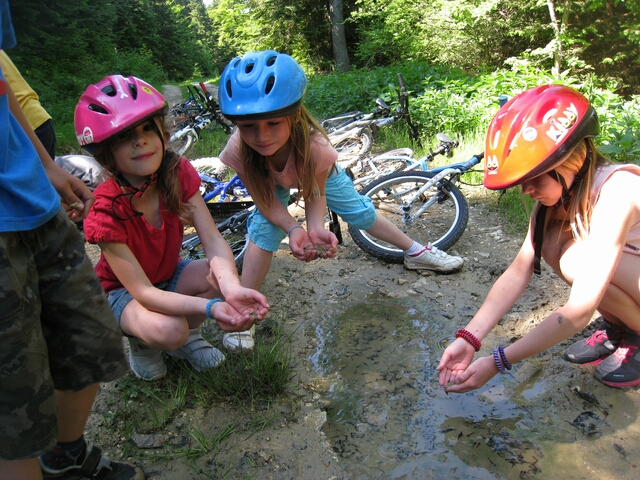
[484,84,599,190]
[74,75,168,154]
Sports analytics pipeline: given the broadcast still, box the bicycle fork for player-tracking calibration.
[400,168,461,222]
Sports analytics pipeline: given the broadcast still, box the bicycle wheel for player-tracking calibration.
[170,130,197,156]
[181,212,249,273]
[334,129,373,170]
[348,171,469,263]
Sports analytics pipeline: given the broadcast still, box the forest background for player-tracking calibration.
[8,0,640,162]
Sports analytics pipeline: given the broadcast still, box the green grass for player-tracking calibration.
[107,316,295,462]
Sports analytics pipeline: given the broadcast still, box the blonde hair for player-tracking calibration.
[93,115,193,224]
[240,105,336,211]
[552,138,609,240]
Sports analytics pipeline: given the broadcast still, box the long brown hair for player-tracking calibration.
[93,115,193,224]
[240,105,336,211]
[553,138,610,240]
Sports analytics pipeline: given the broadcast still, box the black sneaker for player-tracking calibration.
[41,446,145,480]
[562,318,625,365]
[594,330,640,388]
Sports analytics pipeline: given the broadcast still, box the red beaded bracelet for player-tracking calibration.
[455,328,481,352]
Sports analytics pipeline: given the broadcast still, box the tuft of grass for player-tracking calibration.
[106,316,295,463]
[184,127,230,159]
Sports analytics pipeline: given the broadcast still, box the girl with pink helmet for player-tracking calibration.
[75,75,269,381]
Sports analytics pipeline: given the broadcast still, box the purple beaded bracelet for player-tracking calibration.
[492,348,506,374]
[498,345,512,370]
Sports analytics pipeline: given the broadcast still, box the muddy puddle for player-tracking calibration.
[307,295,640,479]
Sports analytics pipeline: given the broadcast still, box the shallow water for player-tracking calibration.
[310,295,638,479]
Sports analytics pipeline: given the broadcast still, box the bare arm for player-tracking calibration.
[437,229,535,385]
[188,190,270,318]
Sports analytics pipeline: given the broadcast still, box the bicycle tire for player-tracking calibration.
[170,130,197,156]
[348,171,469,263]
[334,129,373,170]
[181,215,249,273]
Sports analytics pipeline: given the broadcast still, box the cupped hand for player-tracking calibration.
[436,337,477,386]
[223,287,270,324]
[211,301,255,332]
[308,229,338,259]
[442,355,498,394]
[289,227,319,262]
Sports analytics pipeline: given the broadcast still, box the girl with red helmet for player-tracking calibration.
[76,75,269,381]
[438,84,640,390]
[217,51,464,350]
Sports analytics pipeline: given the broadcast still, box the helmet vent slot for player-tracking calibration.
[266,55,277,67]
[264,75,275,95]
[101,85,116,96]
[88,104,108,114]
[244,62,255,74]
[225,79,233,98]
[128,83,138,99]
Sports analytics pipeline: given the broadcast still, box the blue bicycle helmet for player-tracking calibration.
[218,50,307,120]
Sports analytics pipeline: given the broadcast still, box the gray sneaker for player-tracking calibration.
[168,328,225,371]
[222,325,256,351]
[128,337,167,381]
[404,245,464,272]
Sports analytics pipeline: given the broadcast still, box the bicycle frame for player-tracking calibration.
[199,172,253,216]
[397,153,484,222]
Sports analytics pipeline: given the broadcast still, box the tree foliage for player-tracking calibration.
[5,0,640,153]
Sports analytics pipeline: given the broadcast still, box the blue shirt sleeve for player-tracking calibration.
[1,0,16,50]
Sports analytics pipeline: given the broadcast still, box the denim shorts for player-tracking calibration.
[0,209,128,460]
[106,259,190,324]
[247,165,377,252]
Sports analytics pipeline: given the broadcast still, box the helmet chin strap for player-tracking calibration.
[547,142,593,209]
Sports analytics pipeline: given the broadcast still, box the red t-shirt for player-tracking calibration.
[83,158,201,293]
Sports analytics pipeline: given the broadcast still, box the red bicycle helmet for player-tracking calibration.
[484,84,599,190]
[74,75,168,154]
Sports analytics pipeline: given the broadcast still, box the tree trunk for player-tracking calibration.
[329,0,350,72]
[546,0,572,74]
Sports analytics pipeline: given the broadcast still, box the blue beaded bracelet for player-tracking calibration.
[493,348,506,374]
[498,345,512,370]
[206,298,222,320]
[288,224,304,236]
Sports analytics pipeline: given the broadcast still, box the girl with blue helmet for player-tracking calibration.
[217,50,464,350]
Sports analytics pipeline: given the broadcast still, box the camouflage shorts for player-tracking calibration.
[0,209,128,460]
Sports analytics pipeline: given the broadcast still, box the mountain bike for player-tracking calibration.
[168,83,233,156]
[325,73,421,168]
[347,151,485,263]
[346,133,458,191]
[181,206,252,272]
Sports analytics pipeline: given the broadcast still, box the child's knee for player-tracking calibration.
[156,320,190,350]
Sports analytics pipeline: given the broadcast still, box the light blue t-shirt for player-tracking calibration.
[0,0,59,232]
